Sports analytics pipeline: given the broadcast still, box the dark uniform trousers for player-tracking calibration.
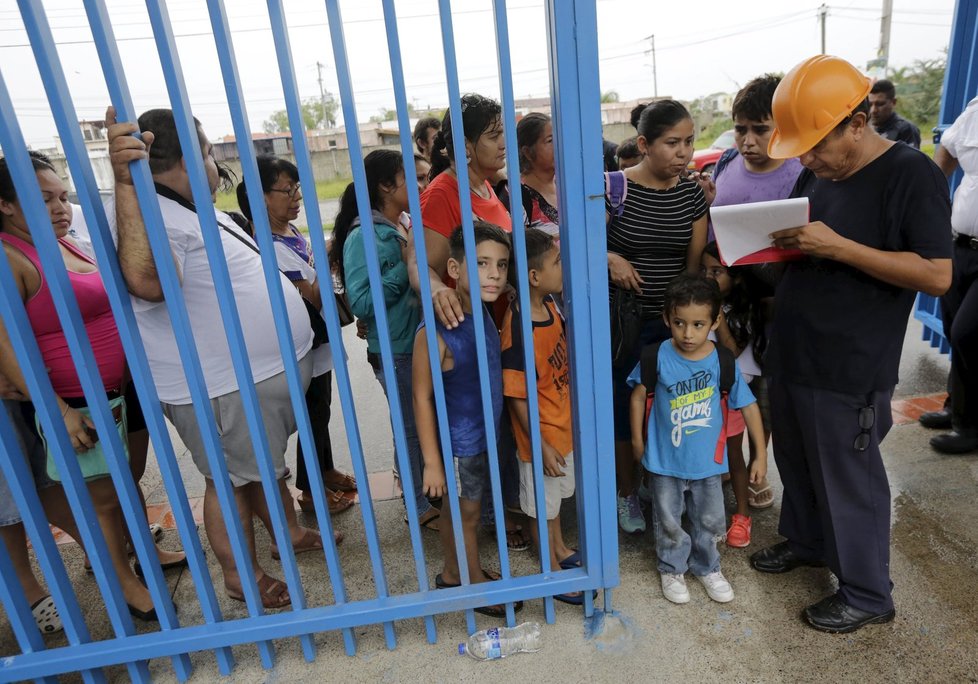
[769,378,895,614]
[941,241,978,434]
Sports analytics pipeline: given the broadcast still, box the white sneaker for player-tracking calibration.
[617,493,646,533]
[697,571,734,603]
[660,573,690,604]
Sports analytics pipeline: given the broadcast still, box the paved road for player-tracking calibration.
[296,198,340,232]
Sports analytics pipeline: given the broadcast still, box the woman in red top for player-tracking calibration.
[0,152,182,621]
[409,93,512,329]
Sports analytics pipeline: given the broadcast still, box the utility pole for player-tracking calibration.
[818,4,828,54]
[644,35,658,99]
[877,0,893,73]
[651,34,658,99]
[316,60,328,130]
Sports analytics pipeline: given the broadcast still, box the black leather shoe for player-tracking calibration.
[918,408,952,430]
[750,541,826,574]
[803,595,895,634]
[930,431,978,455]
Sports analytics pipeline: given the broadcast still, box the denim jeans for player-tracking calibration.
[650,473,725,576]
[371,353,432,518]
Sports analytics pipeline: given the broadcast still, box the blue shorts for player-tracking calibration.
[453,452,489,502]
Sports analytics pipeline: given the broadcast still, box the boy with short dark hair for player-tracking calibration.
[628,275,766,605]
[413,221,520,617]
[616,137,642,171]
[500,229,582,603]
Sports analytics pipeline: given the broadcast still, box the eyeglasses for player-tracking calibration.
[268,184,301,199]
[853,405,875,452]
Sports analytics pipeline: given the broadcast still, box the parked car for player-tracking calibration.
[689,129,735,175]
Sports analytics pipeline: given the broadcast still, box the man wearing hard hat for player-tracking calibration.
[747,56,952,634]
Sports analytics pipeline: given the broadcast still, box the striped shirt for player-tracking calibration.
[606,177,707,317]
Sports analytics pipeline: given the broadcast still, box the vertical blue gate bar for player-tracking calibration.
[914,0,978,350]
[0,408,82,684]
[0,535,59,684]
[321,0,399,650]
[312,0,438,646]
[545,0,620,609]
[144,0,324,664]
[16,0,235,675]
[80,0,279,667]
[0,0,631,676]
[263,0,359,656]
[491,0,557,625]
[378,0,478,637]
[0,71,153,684]
[436,0,517,628]
[372,1,450,645]
[200,0,350,663]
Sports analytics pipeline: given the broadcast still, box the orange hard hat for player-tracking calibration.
[768,55,872,159]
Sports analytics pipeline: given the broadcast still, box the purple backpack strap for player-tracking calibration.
[604,170,627,218]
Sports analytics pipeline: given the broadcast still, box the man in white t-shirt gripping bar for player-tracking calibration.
[106,106,333,610]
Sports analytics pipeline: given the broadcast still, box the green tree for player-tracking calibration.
[369,102,417,124]
[263,96,337,133]
[888,57,945,129]
[601,90,620,103]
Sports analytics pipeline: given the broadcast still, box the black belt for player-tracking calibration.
[954,233,978,250]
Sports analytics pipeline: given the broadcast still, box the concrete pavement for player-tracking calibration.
[3,317,977,682]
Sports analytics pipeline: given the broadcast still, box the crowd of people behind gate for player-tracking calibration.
[0,53,964,637]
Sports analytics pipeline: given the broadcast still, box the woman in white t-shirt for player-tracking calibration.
[237,156,357,514]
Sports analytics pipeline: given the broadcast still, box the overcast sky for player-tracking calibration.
[1,0,956,148]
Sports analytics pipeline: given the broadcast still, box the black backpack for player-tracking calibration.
[639,341,737,465]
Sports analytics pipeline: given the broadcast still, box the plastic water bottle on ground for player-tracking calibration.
[459,622,542,660]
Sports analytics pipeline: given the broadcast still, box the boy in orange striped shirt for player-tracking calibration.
[501,229,582,604]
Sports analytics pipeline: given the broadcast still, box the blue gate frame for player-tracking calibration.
[913,0,978,353]
[0,0,619,680]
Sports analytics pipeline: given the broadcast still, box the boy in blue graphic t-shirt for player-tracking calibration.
[628,275,767,605]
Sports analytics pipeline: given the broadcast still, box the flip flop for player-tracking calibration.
[554,589,597,606]
[411,508,440,532]
[434,573,460,589]
[297,489,354,515]
[133,553,190,578]
[475,600,523,617]
[325,470,357,492]
[505,526,531,552]
[558,550,582,570]
[31,595,63,634]
[226,574,291,610]
[270,528,331,561]
[434,568,499,589]
[554,592,585,605]
[748,483,775,509]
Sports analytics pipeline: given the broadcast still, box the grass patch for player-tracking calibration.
[213,176,352,213]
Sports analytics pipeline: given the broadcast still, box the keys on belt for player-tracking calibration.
[954,233,978,250]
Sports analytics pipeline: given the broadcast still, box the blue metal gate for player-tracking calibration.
[913,0,978,353]
[0,0,618,680]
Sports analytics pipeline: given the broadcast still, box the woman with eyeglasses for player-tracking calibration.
[237,155,357,517]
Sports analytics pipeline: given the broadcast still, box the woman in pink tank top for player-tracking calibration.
[0,152,182,622]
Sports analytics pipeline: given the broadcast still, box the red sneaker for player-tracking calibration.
[726,514,752,548]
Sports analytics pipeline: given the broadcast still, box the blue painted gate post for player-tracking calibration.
[545,0,621,606]
[913,0,978,351]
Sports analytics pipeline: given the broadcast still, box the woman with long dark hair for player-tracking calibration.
[331,150,438,530]
[0,152,185,622]
[517,112,559,237]
[407,93,529,552]
[606,100,709,535]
